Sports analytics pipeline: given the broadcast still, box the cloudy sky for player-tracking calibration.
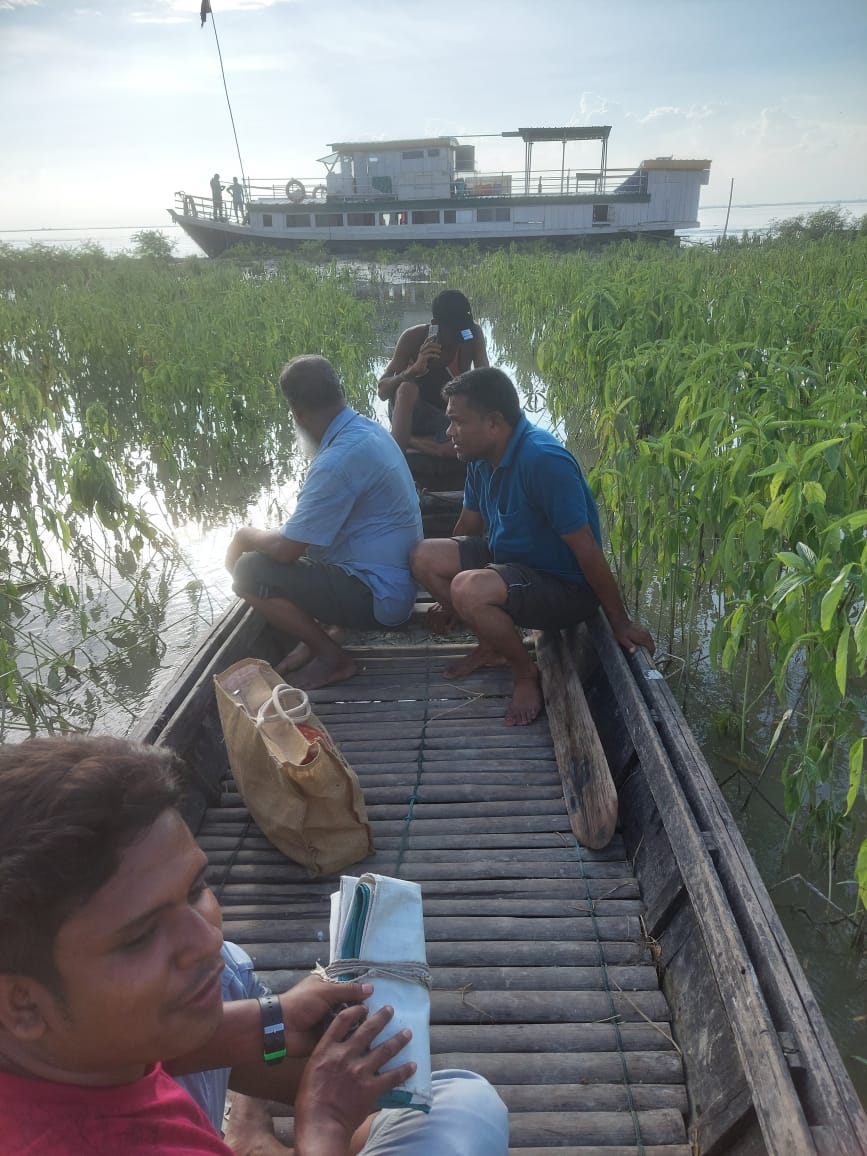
[2,0,866,236]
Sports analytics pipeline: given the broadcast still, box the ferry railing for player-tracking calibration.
[244,168,649,200]
[173,191,249,221]
[174,167,649,217]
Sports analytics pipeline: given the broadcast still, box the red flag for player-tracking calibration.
[200,0,211,27]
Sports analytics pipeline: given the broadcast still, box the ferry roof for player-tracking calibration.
[326,136,458,153]
[503,126,612,142]
[640,157,711,170]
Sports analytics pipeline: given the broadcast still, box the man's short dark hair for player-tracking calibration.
[279,355,345,411]
[0,735,184,990]
[443,367,522,428]
[431,290,474,333]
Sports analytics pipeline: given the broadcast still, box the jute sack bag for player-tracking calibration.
[214,658,373,877]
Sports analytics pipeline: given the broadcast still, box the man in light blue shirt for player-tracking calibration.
[227,356,423,689]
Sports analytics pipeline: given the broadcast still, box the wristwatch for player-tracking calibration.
[258,995,287,1065]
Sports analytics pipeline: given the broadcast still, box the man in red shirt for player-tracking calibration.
[0,736,505,1155]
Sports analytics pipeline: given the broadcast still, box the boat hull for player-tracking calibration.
[169,209,677,257]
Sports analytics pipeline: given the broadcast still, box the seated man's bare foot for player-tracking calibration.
[291,653,357,691]
[276,628,345,676]
[276,641,312,674]
[505,674,544,726]
[224,1093,288,1155]
[443,645,507,679]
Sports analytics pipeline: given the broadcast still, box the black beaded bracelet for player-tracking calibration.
[258,994,286,1065]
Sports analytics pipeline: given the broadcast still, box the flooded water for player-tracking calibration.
[20,275,867,1102]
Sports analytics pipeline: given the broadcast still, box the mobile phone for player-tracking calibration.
[428,324,439,339]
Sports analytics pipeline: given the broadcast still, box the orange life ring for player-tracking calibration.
[285,179,306,202]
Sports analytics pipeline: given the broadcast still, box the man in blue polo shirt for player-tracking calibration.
[227,355,423,690]
[411,367,653,726]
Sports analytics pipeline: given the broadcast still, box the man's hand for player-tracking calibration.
[226,528,251,574]
[225,526,307,574]
[277,976,373,1057]
[406,337,441,378]
[425,601,458,634]
[293,1004,415,1156]
[612,619,655,656]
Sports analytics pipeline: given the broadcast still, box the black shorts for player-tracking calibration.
[454,536,599,631]
[388,396,450,442]
[231,553,381,629]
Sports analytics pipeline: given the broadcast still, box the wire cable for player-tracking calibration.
[206,6,247,192]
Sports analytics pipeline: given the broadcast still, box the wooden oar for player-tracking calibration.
[535,628,618,849]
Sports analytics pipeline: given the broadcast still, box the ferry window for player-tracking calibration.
[443,210,457,224]
[314,213,344,227]
[366,155,379,164]
[402,149,424,159]
[411,210,439,224]
[592,204,610,224]
[285,214,311,227]
[477,208,510,223]
[348,212,376,226]
[262,214,273,227]
[427,149,440,157]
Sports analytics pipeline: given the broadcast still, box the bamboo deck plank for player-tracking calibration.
[197,645,687,1151]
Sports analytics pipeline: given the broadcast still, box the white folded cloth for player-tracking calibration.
[326,873,432,1111]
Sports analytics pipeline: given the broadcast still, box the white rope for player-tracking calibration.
[313,959,432,990]
[255,683,311,727]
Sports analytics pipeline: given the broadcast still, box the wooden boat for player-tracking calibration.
[169,126,711,257]
[132,597,867,1155]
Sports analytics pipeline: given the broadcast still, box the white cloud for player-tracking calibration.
[635,104,716,125]
[0,0,39,9]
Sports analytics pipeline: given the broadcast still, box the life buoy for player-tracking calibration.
[285,178,306,202]
[312,184,328,200]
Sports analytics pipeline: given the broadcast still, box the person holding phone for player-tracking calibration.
[378,290,488,458]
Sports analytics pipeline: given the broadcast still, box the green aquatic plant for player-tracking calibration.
[0,246,378,737]
[446,233,867,910]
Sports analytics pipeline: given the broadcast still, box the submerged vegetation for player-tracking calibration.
[0,243,376,736]
[434,230,867,911]
[2,227,865,912]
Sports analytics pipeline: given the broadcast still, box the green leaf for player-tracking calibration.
[770,572,811,610]
[846,738,864,815]
[820,564,853,632]
[802,480,826,508]
[825,510,867,534]
[795,541,817,569]
[854,605,867,668]
[856,837,867,912]
[776,550,807,572]
[835,625,850,698]
[802,437,845,464]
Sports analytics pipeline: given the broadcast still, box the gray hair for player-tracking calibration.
[278,355,345,411]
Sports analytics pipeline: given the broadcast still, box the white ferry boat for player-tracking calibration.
[170,126,710,256]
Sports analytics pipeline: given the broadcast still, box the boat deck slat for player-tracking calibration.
[197,646,687,1151]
